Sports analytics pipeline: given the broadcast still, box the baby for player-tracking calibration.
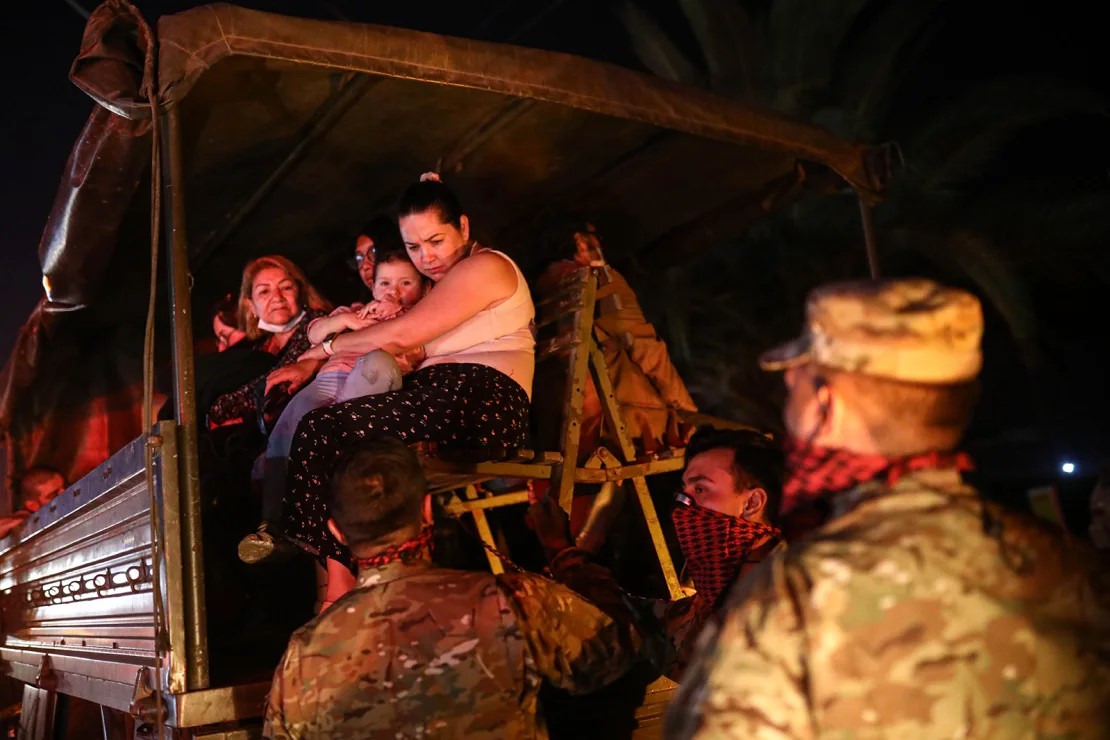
[259,252,429,525]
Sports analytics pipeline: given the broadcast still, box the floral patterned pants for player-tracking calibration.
[280,363,530,564]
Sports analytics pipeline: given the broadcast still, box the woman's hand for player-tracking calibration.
[265,358,320,395]
[297,344,328,363]
[400,345,426,371]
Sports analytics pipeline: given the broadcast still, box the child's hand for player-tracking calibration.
[360,298,403,321]
[344,310,375,330]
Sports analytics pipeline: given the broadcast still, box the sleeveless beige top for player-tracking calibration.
[422,249,535,398]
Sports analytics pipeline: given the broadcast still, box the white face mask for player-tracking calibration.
[257,309,306,334]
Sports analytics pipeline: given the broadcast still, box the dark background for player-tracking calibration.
[1,0,1107,502]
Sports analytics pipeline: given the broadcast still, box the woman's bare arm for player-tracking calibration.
[322,252,518,357]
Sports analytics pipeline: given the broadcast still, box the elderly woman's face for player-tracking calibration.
[250,267,301,327]
[400,209,471,282]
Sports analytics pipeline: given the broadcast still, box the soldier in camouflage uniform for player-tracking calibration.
[667,278,1110,738]
[264,435,639,739]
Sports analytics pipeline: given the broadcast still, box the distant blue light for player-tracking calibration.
[1061,462,1076,475]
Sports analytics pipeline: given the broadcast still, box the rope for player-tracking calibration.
[139,12,168,726]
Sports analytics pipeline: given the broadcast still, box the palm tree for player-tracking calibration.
[612,0,1110,438]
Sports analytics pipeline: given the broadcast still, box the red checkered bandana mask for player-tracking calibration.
[781,438,973,516]
[671,502,780,618]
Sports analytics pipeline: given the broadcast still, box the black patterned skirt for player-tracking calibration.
[280,363,530,564]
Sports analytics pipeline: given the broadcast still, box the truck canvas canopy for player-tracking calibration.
[0,1,884,487]
[0,2,885,734]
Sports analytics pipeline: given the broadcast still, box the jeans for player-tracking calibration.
[261,350,403,525]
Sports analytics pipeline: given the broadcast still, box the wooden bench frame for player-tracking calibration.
[423,267,687,600]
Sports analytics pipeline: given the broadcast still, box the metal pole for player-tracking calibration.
[858,195,880,279]
[160,105,209,690]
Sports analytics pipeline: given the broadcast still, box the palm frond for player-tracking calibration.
[765,0,873,115]
[614,1,705,87]
[678,0,760,97]
[833,0,951,138]
[904,77,1109,189]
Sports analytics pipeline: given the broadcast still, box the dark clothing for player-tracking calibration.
[157,342,275,423]
[281,363,530,564]
[206,308,327,427]
[264,551,639,739]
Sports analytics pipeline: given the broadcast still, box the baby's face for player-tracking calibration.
[373,260,426,308]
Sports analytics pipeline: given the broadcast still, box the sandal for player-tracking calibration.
[238,523,300,564]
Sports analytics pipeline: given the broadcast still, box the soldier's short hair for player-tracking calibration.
[822,367,980,456]
[328,434,426,548]
[686,427,784,524]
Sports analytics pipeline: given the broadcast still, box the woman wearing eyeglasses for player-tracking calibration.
[349,215,397,296]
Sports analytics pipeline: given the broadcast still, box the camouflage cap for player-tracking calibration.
[759,278,983,383]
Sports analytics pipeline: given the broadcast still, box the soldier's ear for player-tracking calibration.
[743,488,767,518]
[422,494,434,526]
[326,518,348,546]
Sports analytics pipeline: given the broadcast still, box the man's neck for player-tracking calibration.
[349,524,423,563]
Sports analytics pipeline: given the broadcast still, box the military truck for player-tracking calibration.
[0,2,886,737]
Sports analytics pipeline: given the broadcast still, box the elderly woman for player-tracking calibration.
[206,255,330,429]
[280,174,535,607]
[248,248,430,537]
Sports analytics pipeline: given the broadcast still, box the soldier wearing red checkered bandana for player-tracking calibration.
[667,279,1110,740]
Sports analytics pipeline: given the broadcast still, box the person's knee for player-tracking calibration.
[356,350,400,376]
[346,351,403,395]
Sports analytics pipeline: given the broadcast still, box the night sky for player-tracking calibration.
[2,0,1107,490]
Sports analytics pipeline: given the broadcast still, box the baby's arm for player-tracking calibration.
[307,305,370,344]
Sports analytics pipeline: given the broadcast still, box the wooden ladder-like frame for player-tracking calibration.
[425,267,685,600]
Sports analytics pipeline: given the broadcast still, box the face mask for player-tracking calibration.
[671,497,779,618]
[257,309,306,334]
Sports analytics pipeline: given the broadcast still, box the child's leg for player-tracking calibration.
[336,350,404,402]
[261,373,343,525]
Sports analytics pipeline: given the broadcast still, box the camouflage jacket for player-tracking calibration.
[264,553,638,739]
[667,468,1110,739]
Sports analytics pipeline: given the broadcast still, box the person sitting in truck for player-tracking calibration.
[276,173,535,610]
[212,293,247,352]
[205,255,331,430]
[264,434,640,740]
[244,247,430,558]
[159,294,275,424]
[538,217,697,455]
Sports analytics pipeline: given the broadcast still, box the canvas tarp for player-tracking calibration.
[0,0,886,492]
